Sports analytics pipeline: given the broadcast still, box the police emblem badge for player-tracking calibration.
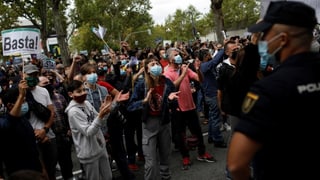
[242,92,259,113]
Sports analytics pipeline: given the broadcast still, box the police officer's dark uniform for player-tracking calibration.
[228,1,320,180]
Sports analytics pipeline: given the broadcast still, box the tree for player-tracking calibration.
[4,0,50,55]
[163,5,203,43]
[49,0,70,66]
[69,0,153,54]
[2,0,69,64]
[222,0,259,30]
[211,0,224,44]
[0,3,20,60]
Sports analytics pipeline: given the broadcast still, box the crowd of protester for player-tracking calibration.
[1,2,320,178]
[0,35,254,180]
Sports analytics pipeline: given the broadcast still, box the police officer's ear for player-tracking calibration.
[278,32,288,47]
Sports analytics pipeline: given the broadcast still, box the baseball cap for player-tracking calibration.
[24,64,39,74]
[248,1,318,33]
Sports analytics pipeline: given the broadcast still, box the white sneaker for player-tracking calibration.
[224,123,231,131]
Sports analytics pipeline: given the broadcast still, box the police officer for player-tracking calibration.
[227,1,320,180]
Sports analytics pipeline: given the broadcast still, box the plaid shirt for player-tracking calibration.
[52,92,69,135]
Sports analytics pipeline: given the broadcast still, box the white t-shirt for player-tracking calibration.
[29,86,55,139]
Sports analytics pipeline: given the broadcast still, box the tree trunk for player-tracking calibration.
[51,0,70,66]
[211,0,225,44]
[40,0,49,56]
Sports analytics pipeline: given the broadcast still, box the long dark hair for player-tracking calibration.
[143,55,161,90]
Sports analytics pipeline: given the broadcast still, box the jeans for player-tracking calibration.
[196,89,204,112]
[204,96,224,142]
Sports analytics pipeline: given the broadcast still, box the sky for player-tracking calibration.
[149,0,211,25]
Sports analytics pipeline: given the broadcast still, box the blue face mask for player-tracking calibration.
[150,65,162,77]
[174,55,183,64]
[120,69,126,76]
[21,102,29,116]
[258,33,282,70]
[121,60,128,66]
[103,66,108,71]
[86,73,98,84]
[162,53,168,59]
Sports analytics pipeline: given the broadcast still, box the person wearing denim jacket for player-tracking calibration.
[127,56,179,180]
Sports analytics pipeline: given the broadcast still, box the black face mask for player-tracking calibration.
[231,50,238,60]
[44,84,54,98]
[73,94,87,104]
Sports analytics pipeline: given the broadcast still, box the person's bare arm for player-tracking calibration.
[67,55,81,82]
[132,67,144,83]
[9,80,27,117]
[50,69,65,82]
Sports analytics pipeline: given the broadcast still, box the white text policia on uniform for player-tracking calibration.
[297,82,320,94]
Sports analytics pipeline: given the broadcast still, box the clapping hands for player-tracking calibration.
[115,90,130,103]
[99,95,112,118]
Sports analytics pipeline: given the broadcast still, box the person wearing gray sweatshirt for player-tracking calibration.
[65,80,115,180]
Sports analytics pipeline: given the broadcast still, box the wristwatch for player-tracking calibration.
[43,126,49,133]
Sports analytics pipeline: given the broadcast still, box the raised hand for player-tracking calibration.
[18,80,28,97]
[180,63,190,77]
[102,95,112,108]
[73,54,82,63]
[99,95,112,118]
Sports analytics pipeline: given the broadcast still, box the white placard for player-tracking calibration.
[1,27,41,56]
[42,58,56,70]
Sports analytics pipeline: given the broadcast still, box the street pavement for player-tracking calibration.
[56,118,231,180]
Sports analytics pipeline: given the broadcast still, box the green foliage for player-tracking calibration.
[1,0,69,55]
[163,6,203,42]
[70,0,154,52]
[69,23,103,54]
[0,3,19,30]
[0,3,20,59]
[222,0,260,30]
[158,0,260,43]
[0,0,261,60]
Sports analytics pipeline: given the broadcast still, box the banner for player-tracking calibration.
[1,27,41,56]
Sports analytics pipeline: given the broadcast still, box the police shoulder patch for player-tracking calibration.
[242,92,259,114]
